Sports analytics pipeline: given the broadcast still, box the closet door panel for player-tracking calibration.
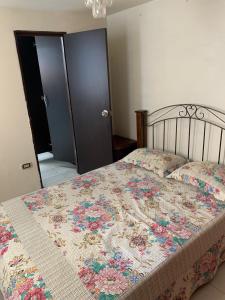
[35,36,76,164]
[64,29,113,174]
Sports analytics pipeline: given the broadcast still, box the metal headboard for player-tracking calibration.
[136,104,225,164]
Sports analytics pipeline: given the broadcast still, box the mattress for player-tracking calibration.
[1,161,225,300]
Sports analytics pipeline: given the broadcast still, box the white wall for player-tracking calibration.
[107,0,225,140]
[0,7,105,202]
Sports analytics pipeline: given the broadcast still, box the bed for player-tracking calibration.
[1,104,225,300]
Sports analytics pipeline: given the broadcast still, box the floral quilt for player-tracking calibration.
[1,161,225,300]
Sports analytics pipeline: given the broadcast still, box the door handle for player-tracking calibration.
[41,95,48,108]
[101,110,110,118]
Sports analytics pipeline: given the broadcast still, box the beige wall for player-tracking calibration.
[0,7,105,202]
[107,0,225,140]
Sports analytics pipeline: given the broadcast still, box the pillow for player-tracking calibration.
[123,148,187,177]
[168,161,225,201]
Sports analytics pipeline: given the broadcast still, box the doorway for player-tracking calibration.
[16,28,114,184]
[15,31,77,187]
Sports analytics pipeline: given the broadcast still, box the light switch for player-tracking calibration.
[21,163,32,170]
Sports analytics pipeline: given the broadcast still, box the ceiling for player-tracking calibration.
[0,0,150,13]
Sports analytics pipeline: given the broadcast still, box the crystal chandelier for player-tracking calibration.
[85,0,113,18]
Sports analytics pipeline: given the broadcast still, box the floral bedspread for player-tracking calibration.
[1,161,225,300]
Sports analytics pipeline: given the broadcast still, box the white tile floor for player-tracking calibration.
[38,152,78,187]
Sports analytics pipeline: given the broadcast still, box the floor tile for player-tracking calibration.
[191,284,225,300]
[38,152,53,161]
[38,152,78,187]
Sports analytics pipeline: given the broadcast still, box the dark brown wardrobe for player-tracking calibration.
[16,29,113,175]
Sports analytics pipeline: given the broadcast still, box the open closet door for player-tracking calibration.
[64,29,113,174]
[35,36,76,164]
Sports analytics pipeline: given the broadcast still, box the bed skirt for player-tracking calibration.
[156,236,225,300]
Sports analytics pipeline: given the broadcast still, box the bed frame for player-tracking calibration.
[136,104,225,163]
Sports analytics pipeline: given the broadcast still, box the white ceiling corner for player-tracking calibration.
[0,0,151,13]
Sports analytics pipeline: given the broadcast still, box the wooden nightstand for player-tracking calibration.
[112,135,137,162]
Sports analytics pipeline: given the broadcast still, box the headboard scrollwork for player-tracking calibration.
[135,104,225,164]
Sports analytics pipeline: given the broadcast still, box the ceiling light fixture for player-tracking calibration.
[85,0,113,18]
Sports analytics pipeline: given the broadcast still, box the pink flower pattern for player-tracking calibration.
[95,268,129,295]
[1,160,225,300]
[0,224,17,257]
[69,201,114,233]
[79,251,139,299]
